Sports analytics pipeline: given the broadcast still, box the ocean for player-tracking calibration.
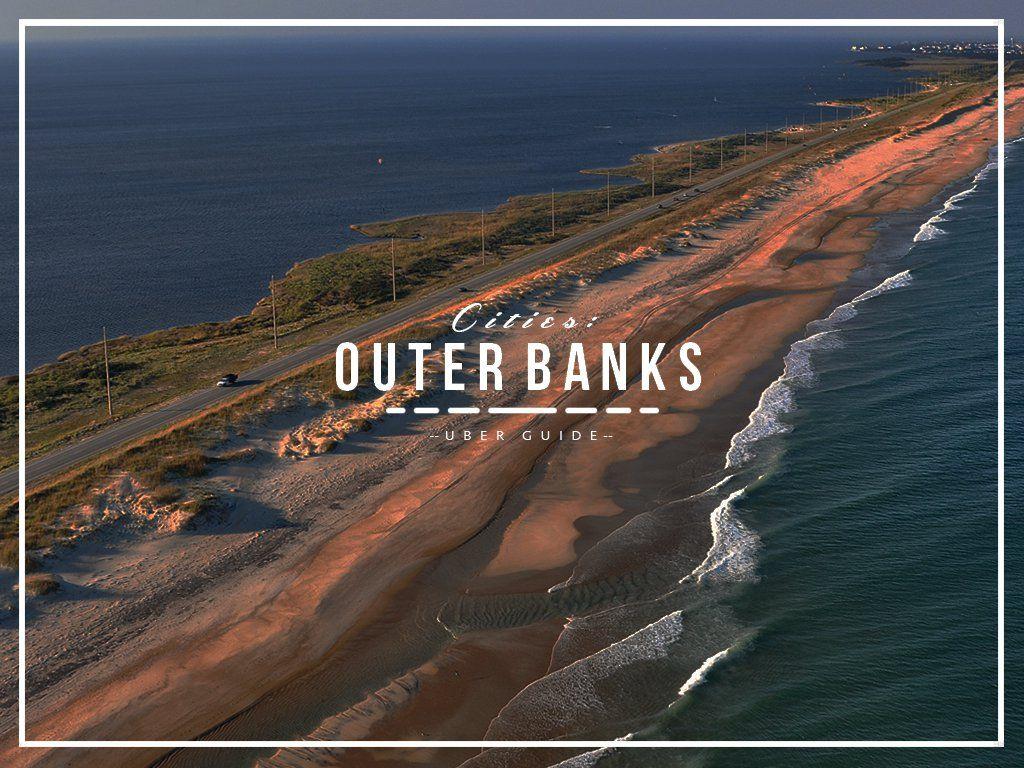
[560,125,1019,768]
[10,29,910,372]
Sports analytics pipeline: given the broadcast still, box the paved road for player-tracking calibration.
[3,92,941,496]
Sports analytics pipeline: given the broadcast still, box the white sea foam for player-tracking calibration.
[678,645,732,697]
[683,489,761,585]
[973,158,998,182]
[548,749,613,768]
[725,330,841,468]
[726,270,912,470]
[549,611,687,680]
[691,473,735,498]
[912,159,994,242]
[848,269,914,304]
[498,610,688,732]
[913,218,945,242]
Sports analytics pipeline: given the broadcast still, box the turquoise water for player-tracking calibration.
[571,142,1018,765]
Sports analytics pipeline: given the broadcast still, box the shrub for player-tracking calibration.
[25,574,60,597]
[0,538,16,570]
[149,484,182,504]
[161,449,207,478]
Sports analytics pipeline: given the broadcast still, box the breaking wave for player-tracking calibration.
[678,645,732,697]
[725,330,842,468]
[548,749,613,768]
[913,218,945,242]
[726,270,912,470]
[683,489,760,586]
[913,158,996,242]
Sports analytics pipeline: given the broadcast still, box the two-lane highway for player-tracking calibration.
[3,89,946,497]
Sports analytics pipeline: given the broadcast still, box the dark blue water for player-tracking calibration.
[13,30,910,372]
[582,142,1018,768]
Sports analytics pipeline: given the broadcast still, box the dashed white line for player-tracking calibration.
[488,406,558,414]
[387,405,662,416]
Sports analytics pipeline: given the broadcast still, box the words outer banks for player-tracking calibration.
[335,302,703,395]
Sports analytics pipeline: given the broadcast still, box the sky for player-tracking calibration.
[1,0,1023,44]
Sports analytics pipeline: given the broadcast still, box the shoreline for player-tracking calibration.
[6,81,982,573]
[5,80,963,478]
[2,83,1020,768]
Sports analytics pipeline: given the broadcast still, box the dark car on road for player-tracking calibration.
[217,373,239,387]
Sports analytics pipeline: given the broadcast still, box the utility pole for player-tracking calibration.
[550,189,555,236]
[650,156,655,198]
[390,237,397,301]
[270,276,279,348]
[719,137,724,168]
[606,170,611,217]
[102,326,112,418]
[480,209,485,266]
[764,123,768,154]
[784,118,789,147]
[689,144,693,183]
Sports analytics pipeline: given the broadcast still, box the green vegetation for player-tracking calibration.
[1,73,1012,570]
[4,120,814,470]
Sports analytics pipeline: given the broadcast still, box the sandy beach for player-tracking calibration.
[2,82,1021,768]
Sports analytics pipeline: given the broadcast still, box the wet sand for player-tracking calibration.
[4,85,1023,768]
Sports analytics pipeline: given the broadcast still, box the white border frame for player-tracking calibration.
[16,16,1003,753]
